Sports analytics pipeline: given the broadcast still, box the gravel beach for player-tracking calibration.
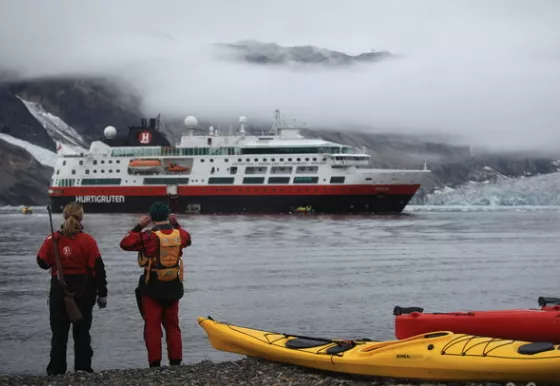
[0,357,546,386]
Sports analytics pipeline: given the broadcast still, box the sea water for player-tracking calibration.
[1,205,559,375]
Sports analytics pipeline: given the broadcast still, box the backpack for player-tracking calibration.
[137,229,183,284]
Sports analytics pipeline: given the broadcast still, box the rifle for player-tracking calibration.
[47,205,83,323]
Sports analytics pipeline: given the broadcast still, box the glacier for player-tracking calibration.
[0,133,56,168]
[17,96,88,151]
[422,172,560,206]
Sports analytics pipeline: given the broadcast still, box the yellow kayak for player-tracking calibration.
[198,316,560,383]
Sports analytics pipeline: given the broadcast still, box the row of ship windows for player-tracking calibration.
[109,147,348,157]
[61,157,327,167]
[55,165,320,176]
[54,176,346,186]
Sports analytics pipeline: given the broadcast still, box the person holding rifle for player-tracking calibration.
[37,202,108,376]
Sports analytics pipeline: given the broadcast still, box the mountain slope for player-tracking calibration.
[215,40,395,66]
[0,139,52,206]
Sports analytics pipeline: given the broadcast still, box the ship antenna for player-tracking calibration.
[273,108,282,135]
[156,113,161,130]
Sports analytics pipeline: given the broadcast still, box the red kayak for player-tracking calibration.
[394,296,560,343]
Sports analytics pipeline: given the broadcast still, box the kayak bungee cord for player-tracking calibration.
[440,334,519,358]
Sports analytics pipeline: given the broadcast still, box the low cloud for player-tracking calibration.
[1,0,559,152]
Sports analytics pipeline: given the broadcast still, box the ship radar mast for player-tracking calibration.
[271,108,284,135]
[239,116,247,136]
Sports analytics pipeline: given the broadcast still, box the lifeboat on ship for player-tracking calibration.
[128,159,162,173]
[166,162,190,173]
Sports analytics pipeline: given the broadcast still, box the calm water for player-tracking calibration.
[1,206,560,375]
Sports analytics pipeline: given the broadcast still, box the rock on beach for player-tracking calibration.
[0,357,523,386]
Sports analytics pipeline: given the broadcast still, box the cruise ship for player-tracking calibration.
[48,112,432,214]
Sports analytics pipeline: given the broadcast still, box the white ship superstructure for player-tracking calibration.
[49,112,431,214]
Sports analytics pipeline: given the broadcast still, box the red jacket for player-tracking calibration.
[37,230,108,297]
[119,223,191,256]
[120,221,191,301]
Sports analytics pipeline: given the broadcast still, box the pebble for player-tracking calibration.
[0,358,552,386]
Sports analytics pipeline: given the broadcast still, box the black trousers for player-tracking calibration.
[47,286,96,376]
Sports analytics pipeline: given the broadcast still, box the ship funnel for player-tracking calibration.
[149,118,156,129]
[141,118,147,128]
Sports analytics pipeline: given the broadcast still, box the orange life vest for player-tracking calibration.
[138,229,183,284]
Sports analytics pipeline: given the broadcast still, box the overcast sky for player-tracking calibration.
[1,0,560,152]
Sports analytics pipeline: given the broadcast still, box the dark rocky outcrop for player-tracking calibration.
[215,40,395,66]
[4,77,143,146]
[0,87,57,151]
[0,139,52,206]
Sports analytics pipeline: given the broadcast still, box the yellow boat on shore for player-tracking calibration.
[198,316,560,383]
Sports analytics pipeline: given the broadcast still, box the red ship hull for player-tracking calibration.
[393,297,560,343]
[48,183,420,214]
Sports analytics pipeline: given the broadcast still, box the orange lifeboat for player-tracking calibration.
[128,159,162,173]
[166,162,190,173]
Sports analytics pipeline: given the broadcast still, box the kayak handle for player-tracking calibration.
[538,297,560,307]
[393,306,424,316]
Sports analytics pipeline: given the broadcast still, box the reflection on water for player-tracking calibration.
[1,207,559,374]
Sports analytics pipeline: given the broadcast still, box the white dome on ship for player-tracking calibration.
[104,125,117,138]
[184,116,198,129]
[239,116,247,123]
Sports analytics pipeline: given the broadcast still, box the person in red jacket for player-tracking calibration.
[37,202,108,376]
[119,201,191,368]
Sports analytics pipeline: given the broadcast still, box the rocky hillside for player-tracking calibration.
[215,40,394,66]
[0,139,52,206]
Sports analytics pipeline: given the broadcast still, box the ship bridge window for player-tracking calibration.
[245,166,267,174]
[230,167,238,175]
[81,178,122,185]
[240,147,340,155]
[271,166,292,174]
[330,176,345,184]
[144,178,189,185]
[243,177,265,184]
[294,176,319,184]
[296,166,318,174]
[208,177,234,184]
[179,148,209,156]
[268,177,290,184]
[112,148,162,157]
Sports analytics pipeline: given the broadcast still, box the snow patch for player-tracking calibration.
[17,96,88,152]
[0,133,56,168]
